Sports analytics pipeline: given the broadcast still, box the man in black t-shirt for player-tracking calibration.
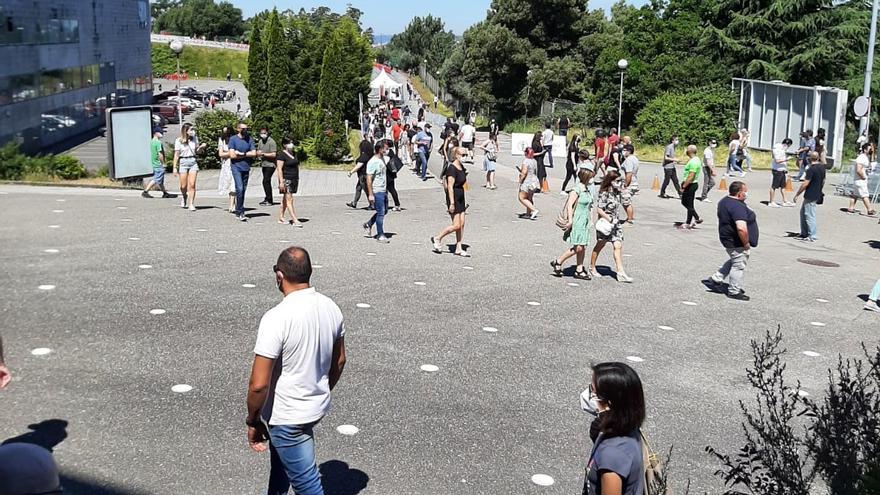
[793,151,826,242]
[704,181,758,301]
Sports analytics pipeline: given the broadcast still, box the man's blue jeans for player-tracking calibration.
[417,151,428,179]
[800,200,817,240]
[267,422,323,495]
[232,165,250,216]
[368,191,387,237]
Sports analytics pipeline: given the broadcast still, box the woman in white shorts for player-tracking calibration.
[173,123,205,211]
[479,137,498,189]
[848,143,877,216]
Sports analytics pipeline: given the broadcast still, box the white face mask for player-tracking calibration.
[285,143,294,150]
[580,385,607,416]
[187,130,195,137]
[260,133,268,140]
[743,191,750,200]
[710,143,717,148]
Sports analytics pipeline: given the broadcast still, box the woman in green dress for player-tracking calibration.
[551,168,596,280]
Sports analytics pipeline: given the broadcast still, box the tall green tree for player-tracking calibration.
[317,17,372,122]
[154,0,244,39]
[246,16,267,126]
[488,0,587,58]
[262,10,292,136]
[384,15,455,70]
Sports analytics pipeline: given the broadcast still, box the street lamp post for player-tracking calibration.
[169,39,184,132]
[861,0,879,138]
[524,69,532,126]
[617,59,628,133]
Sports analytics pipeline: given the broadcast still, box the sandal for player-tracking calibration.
[550,260,563,276]
[868,210,877,216]
[574,267,592,280]
[455,250,471,257]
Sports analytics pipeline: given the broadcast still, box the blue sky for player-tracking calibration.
[239,1,649,35]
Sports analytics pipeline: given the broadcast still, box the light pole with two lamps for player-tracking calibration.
[169,39,185,132]
[523,69,533,126]
[617,59,628,133]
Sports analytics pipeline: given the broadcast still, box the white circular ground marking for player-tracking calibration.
[531,474,555,487]
[502,254,512,258]
[128,237,140,241]
[48,225,60,229]
[462,266,474,270]
[626,356,645,363]
[414,281,427,286]
[643,242,655,246]
[567,282,580,287]
[52,209,64,213]
[682,301,698,306]
[533,243,543,247]
[331,231,342,235]
[215,250,228,254]
[196,228,208,232]
[810,321,826,327]
[312,264,323,269]
[113,198,124,201]
[482,226,489,230]
[623,254,633,257]
[366,252,377,256]
[797,390,811,397]
[55,199,66,202]
[43,249,59,254]
[171,384,192,393]
[657,325,675,331]
[242,284,256,288]
[121,218,132,222]
[116,206,128,210]
[527,301,541,306]
[356,303,371,309]
[815,298,829,303]
[149,309,166,315]
[410,241,421,245]
[420,364,440,373]
[336,425,359,436]
[482,326,498,333]
[802,351,821,357]
[138,264,152,269]
[38,285,55,291]
[31,348,52,356]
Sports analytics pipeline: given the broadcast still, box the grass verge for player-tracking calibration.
[410,76,454,118]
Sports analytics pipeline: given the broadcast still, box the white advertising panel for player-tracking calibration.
[107,106,154,179]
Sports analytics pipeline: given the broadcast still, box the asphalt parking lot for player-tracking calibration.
[1,155,878,493]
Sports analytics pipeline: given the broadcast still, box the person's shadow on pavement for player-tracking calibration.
[320,460,369,495]
[2,419,69,452]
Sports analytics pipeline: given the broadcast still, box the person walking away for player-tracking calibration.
[391,120,402,154]
[433,95,438,109]
[416,124,434,181]
[385,143,404,211]
[581,362,646,495]
[173,123,205,211]
[590,170,632,283]
[518,148,541,219]
[489,119,499,141]
[362,143,390,243]
[864,279,880,313]
[431,147,470,256]
[815,128,827,167]
[659,136,681,199]
[605,128,620,169]
[246,246,346,495]
[704,181,758,301]
[562,135,582,193]
[846,142,877,216]
[768,138,794,207]
[740,128,753,171]
[594,129,608,175]
[256,128,277,206]
[678,145,703,229]
[346,138,374,209]
[276,138,303,227]
[459,121,476,162]
[793,130,814,181]
[228,123,258,222]
[551,168,595,280]
[557,115,570,137]
[217,126,236,212]
[541,122,555,169]
[143,126,172,199]
[620,145,638,224]
[793,152,825,242]
[399,123,412,170]
[726,132,745,177]
[531,132,547,189]
[479,136,498,189]
[699,139,717,202]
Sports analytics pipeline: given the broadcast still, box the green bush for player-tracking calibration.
[193,109,241,169]
[635,84,736,146]
[152,43,248,80]
[0,142,86,180]
[314,115,348,162]
[290,102,322,145]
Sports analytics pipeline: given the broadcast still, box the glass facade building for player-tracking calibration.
[0,1,152,154]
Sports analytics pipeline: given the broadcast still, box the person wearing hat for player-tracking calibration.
[143,126,172,199]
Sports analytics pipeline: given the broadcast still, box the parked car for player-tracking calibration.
[159,98,196,112]
[151,105,180,124]
[152,113,167,128]
[164,95,202,109]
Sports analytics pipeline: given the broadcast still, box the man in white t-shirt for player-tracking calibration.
[246,246,347,495]
[541,123,555,168]
[848,142,877,216]
[699,139,718,202]
[769,138,794,207]
[459,122,476,161]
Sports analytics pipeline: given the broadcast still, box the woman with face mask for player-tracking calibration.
[431,147,470,257]
[581,362,646,495]
[173,123,205,211]
[275,138,302,227]
[590,170,632,283]
[217,126,236,212]
[562,134,582,193]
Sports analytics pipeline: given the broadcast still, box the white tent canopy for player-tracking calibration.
[370,71,401,89]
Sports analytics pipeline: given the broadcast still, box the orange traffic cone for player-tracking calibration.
[784,176,793,192]
[541,178,550,193]
[651,174,660,191]
[718,177,728,191]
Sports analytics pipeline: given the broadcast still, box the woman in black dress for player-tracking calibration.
[562,134,582,193]
[431,147,470,257]
[531,131,547,191]
[275,137,303,227]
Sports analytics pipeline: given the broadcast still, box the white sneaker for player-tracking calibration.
[783,202,796,207]
[865,300,880,313]
[768,202,781,208]
[530,210,539,220]
[560,191,568,196]
[702,198,712,203]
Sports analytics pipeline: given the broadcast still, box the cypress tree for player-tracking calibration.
[246,16,267,127]
[263,9,291,137]
[317,17,372,122]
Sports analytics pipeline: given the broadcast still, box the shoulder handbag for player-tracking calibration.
[555,194,573,231]
[641,429,668,495]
